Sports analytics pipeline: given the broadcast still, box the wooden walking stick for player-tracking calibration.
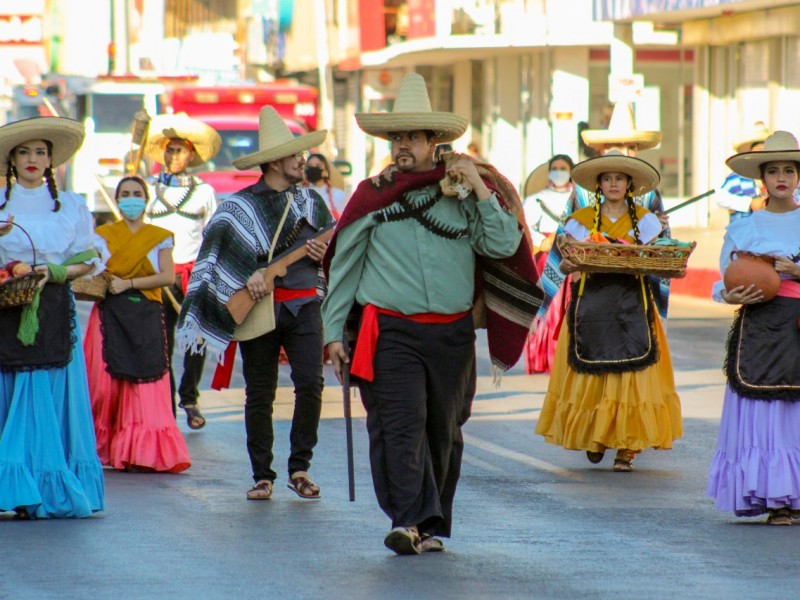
[342,337,356,502]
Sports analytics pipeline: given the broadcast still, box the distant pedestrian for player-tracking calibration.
[143,113,221,430]
[707,131,800,525]
[535,152,682,472]
[715,122,771,223]
[0,116,105,518]
[83,176,191,473]
[305,152,347,219]
[323,73,540,554]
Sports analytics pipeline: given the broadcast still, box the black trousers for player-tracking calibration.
[358,313,476,538]
[239,301,324,483]
[164,273,207,415]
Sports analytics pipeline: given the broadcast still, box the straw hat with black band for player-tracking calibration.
[570,151,660,197]
[732,122,772,154]
[726,130,800,180]
[0,116,85,168]
[581,102,662,151]
[232,106,327,171]
[355,73,467,143]
[143,113,222,168]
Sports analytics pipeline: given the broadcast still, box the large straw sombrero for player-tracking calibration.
[571,151,660,196]
[356,73,467,143]
[144,113,222,167]
[726,130,800,180]
[232,106,327,171]
[732,122,772,153]
[580,103,662,151]
[0,116,85,168]
[523,162,549,197]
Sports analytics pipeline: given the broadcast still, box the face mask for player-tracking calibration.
[549,170,571,187]
[117,198,146,220]
[305,166,324,182]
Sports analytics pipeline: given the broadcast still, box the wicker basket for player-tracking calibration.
[556,235,696,278]
[0,221,46,309]
[71,272,111,302]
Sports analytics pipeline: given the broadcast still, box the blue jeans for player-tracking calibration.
[239,301,324,483]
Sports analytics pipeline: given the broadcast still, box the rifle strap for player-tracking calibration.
[268,196,295,263]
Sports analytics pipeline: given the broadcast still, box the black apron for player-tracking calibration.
[0,283,74,372]
[567,273,659,374]
[99,290,168,382]
[724,296,800,400]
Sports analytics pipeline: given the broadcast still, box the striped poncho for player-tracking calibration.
[176,182,334,360]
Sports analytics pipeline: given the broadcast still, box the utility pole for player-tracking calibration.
[313,0,336,155]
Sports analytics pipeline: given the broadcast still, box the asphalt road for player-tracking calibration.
[3,296,800,600]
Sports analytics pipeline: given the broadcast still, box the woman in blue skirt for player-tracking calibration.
[0,117,105,519]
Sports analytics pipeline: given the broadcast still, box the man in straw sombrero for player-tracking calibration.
[715,121,772,223]
[143,113,222,430]
[321,72,542,554]
[177,106,335,501]
[536,102,672,333]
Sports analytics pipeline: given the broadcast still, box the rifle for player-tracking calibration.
[664,189,715,215]
[342,337,356,501]
[226,223,336,324]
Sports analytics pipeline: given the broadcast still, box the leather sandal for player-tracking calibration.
[767,507,792,526]
[586,450,605,464]
[180,403,206,430]
[384,527,421,555]
[419,533,445,553]
[246,480,273,500]
[613,449,637,472]
[287,473,321,499]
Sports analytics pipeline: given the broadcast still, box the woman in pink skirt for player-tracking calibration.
[83,176,190,473]
[707,131,800,525]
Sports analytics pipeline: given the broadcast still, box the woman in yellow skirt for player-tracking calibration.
[535,152,682,471]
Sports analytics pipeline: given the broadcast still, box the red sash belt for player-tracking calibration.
[778,279,800,299]
[350,304,470,382]
[274,287,316,302]
[174,261,195,296]
[211,287,317,390]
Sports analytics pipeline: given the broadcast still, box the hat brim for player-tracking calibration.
[143,115,222,167]
[726,150,800,180]
[580,130,662,151]
[232,129,327,171]
[0,117,85,168]
[732,133,771,153]
[524,162,550,197]
[571,154,660,197]
[355,112,468,144]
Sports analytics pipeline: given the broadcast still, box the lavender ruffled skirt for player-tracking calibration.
[707,386,800,516]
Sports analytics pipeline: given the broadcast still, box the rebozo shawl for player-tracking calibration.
[176,183,334,359]
[322,162,542,372]
[537,185,671,320]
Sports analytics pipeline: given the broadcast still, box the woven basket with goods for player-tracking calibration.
[556,235,696,279]
[71,272,111,302]
[0,222,46,309]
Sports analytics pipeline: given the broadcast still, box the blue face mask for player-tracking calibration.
[117,198,146,220]
[549,169,571,187]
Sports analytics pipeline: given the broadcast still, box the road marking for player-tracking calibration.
[462,451,501,472]
[463,433,585,481]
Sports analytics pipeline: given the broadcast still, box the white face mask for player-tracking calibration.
[549,170,571,187]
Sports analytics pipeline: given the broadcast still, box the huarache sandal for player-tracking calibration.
[586,450,605,464]
[384,527,421,555]
[613,449,636,472]
[287,472,321,499]
[419,533,445,553]
[246,480,273,500]
[180,403,206,430]
[767,507,792,526]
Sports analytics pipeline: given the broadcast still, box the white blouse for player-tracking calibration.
[711,208,800,302]
[564,211,662,245]
[523,187,572,246]
[0,185,99,269]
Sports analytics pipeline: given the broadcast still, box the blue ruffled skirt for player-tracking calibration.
[0,314,105,518]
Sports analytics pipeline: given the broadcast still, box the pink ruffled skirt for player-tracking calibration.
[84,306,190,473]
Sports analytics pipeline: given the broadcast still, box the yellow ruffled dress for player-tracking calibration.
[535,206,682,453]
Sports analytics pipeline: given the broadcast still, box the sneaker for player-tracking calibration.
[384,527,421,555]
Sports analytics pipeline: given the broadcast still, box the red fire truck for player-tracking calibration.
[163,82,320,197]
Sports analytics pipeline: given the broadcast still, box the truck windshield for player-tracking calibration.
[92,94,144,133]
[213,129,260,169]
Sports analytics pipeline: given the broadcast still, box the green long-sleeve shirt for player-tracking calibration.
[322,184,522,346]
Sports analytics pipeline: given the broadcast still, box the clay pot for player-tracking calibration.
[723,251,781,301]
